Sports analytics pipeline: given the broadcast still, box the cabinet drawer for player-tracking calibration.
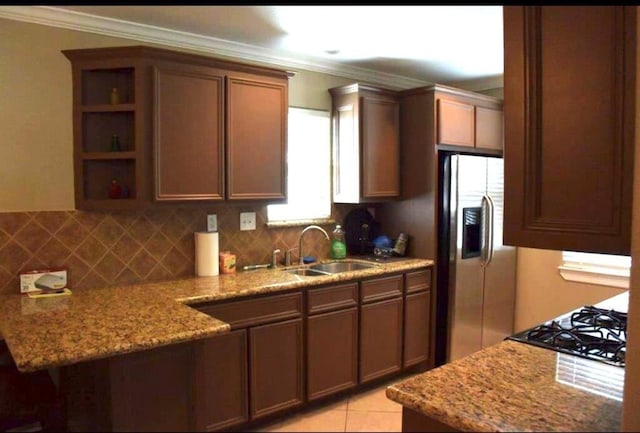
[196,292,302,329]
[307,283,358,315]
[360,275,403,304]
[405,269,432,294]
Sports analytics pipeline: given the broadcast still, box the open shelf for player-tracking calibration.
[82,159,136,201]
[82,67,135,105]
[82,111,135,153]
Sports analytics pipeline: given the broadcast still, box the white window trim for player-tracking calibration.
[558,252,630,289]
[267,107,332,226]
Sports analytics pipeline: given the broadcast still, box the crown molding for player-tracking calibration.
[0,5,431,91]
[445,74,504,92]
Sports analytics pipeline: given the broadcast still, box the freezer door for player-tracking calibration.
[448,155,488,362]
[481,157,517,348]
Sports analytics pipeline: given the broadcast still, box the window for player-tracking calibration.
[558,251,631,289]
[267,107,331,225]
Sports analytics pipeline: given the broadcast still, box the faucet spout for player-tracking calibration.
[297,225,330,265]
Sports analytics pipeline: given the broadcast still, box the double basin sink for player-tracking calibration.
[283,260,379,277]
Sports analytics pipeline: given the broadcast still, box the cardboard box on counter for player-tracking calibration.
[19,268,68,294]
[219,251,236,274]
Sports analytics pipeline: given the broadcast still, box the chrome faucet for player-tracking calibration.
[297,225,330,265]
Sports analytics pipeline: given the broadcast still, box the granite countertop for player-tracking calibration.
[0,257,432,373]
[386,291,628,432]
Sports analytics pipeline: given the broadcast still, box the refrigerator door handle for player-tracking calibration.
[481,194,494,269]
[486,194,495,267]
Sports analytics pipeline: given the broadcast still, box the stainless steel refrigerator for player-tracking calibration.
[437,153,517,364]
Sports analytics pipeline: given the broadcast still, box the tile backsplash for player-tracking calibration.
[0,204,355,293]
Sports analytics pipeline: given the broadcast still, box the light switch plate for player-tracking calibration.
[207,214,217,232]
[240,212,256,231]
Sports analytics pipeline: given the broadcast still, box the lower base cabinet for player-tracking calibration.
[249,318,304,419]
[360,297,404,383]
[194,329,248,431]
[307,307,358,401]
[403,290,431,367]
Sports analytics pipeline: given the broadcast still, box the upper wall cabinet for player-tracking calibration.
[63,46,289,210]
[153,61,225,201]
[226,76,287,200]
[503,6,636,255]
[329,84,400,203]
[436,90,503,153]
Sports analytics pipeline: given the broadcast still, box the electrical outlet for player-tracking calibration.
[207,214,217,232]
[239,212,256,231]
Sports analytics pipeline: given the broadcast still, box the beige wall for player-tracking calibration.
[0,17,352,212]
[514,248,624,331]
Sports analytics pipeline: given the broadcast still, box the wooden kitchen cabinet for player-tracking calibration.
[503,6,636,255]
[249,318,303,419]
[403,269,432,368]
[153,61,225,201]
[437,99,474,148]
[226,76,288,200]
[359,275,404,383]
[63,45,289,209]
[329,84,400,203]
[63,48,152,210]
[306,282,359,401]
[194,330,248,431]
[195,291,303,425]
[436,90,503,152]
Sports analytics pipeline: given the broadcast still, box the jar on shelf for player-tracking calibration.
[108,179,122,199]
[110,134,121,152]
[110,87,120,105]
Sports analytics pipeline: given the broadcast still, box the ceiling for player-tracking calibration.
[1,5,504,90]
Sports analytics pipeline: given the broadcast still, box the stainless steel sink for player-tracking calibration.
[284,268,331,277]
[309,261,379,274]
[282,260,379,277]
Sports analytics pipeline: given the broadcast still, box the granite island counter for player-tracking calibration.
[386,291,628,432]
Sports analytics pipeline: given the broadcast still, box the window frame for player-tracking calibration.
[558,251,630,289]
[267,106,333,227]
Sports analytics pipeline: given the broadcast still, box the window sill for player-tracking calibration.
[558,265,629,289]
[267,218,335,229]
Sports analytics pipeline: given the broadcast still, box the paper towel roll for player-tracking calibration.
[194,231,219,276]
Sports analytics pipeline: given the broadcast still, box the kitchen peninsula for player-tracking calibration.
[0,257,432,431]
[386,291,628,432]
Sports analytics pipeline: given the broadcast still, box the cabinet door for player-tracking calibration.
[475,106,503,152]
[404,291,431,368]
[360,297,403,383]
[249,318,303,419]
[437,99,475,147]
[194,330,248,432]
[503,6,635,254]
[153,63,224,201]
[226,76,287,200]
[361,96,400,198]
[307,307,358,401]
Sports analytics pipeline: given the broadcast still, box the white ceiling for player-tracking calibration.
[0,5,504,91]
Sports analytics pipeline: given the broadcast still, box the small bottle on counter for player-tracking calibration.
[393,233,407,256]
[331,225,347,259]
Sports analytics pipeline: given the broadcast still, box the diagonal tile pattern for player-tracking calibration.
[0,203,357,293]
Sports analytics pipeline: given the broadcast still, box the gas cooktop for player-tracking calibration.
[507,305,626,367]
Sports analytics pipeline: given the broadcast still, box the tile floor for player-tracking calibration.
[250,376,408,432]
